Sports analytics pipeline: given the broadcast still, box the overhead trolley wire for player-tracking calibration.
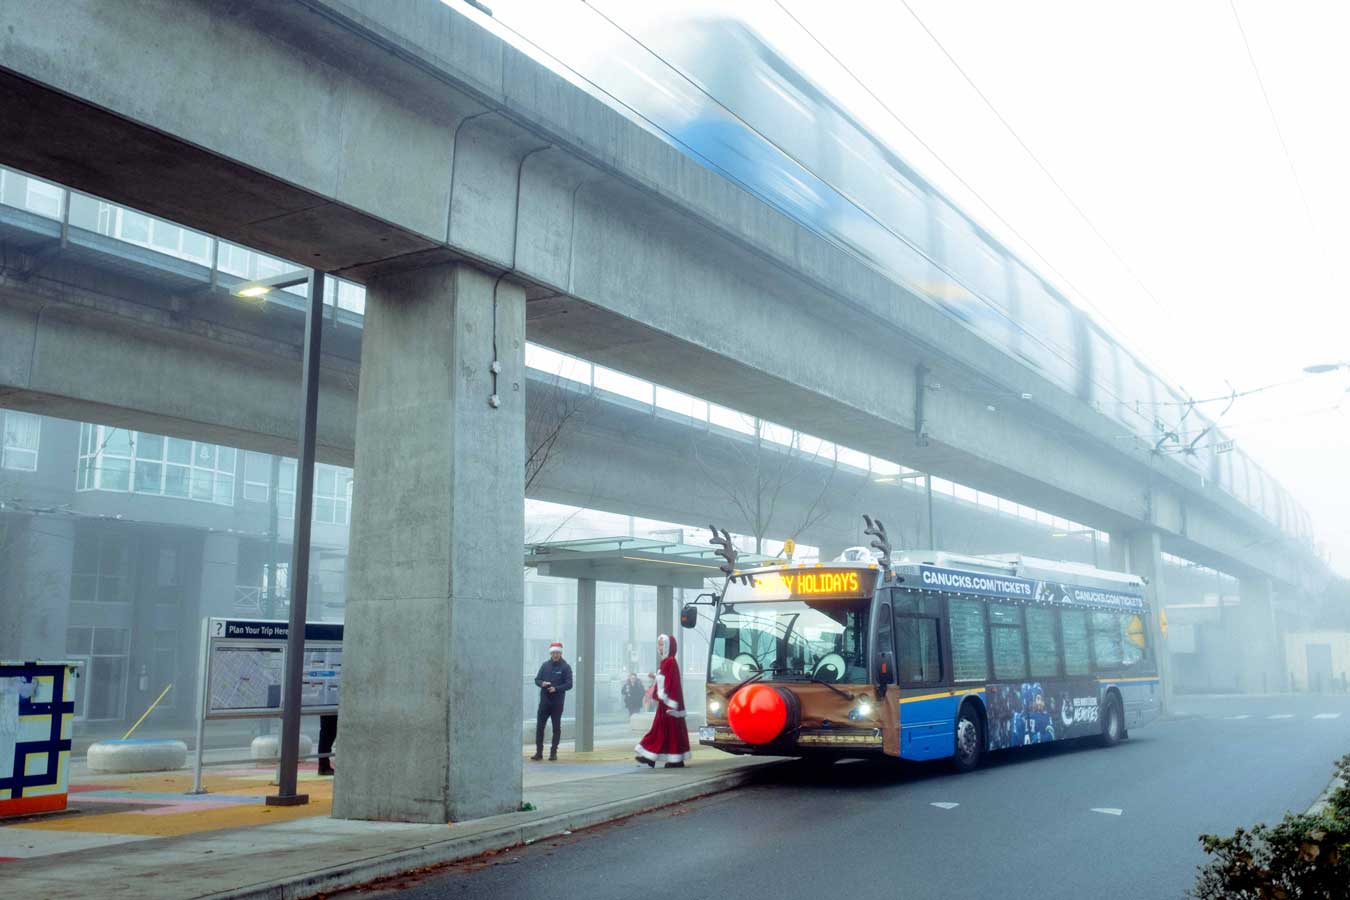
[894,0,1171,318]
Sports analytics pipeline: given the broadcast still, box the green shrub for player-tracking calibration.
[1192,754,1350,899]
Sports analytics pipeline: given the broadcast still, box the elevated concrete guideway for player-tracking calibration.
[0,0,1315,586]
[0,0,1324,821]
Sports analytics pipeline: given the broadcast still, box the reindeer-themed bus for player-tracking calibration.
[689,517,1160,769]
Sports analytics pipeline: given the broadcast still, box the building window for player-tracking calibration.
[71,530,132,604]
[65,626,130,721]
[243,451,271,502]
[279,460,352,525]
[1,410,40,471]
[77,424,236,505]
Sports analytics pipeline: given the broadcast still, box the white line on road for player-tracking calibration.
[1091,808,1123,816]
[1314,713,1341,719]
[1267,714,1294,719]
[930,802,959,810]
[1224,715,1251,720]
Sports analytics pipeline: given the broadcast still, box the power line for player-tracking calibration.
[895,0,1171,318]
[766,0,1135,351]
[1226,0,1326,279]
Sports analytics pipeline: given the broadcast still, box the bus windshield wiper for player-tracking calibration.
[810,673,853,699]
[731,665,791,698]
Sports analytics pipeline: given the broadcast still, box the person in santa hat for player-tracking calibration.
[532,641,573,761]
[635,633,691,768]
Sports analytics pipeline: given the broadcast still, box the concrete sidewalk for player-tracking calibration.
[2,746,785,900]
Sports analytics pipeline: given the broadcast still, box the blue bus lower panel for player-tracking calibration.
[899,677,1159,760]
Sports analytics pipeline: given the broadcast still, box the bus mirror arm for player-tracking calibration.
[876,650,896,697]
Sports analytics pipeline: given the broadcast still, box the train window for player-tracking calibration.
[1012,266,1076,388]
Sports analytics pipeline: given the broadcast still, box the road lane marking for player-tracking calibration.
[1314,713,1341,719]
[1224,715,1251,720]
[930,802,959,810]
[1091,808,1123,816]
[1267,714,1294,719]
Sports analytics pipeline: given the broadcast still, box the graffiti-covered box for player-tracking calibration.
[0,660,79,818]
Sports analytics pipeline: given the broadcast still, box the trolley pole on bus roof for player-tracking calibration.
[256,268,325,807]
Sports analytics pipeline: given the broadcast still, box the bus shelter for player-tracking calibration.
[523,537,775,750]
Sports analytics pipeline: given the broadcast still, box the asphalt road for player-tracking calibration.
[338,693,1350,900]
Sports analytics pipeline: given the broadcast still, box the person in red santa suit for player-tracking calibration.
[635,633,692,768]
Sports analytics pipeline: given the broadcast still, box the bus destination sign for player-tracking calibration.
[753,568,872,600]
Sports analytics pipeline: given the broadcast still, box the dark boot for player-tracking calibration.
[548,749,558,761]
[636,755,655,768]
[530,748,544,761]
[664,761,685,769]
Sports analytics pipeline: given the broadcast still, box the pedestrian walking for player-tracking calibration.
[643,672,657,712]
[532,641,573,761]
[621,672,645,717]
[635,634,691,768]
[317,713,337,776]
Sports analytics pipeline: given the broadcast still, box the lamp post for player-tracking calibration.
[231,268,323,807]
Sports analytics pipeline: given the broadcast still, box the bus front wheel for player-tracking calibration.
[1098,694,1125,746]
[952,704,983,772]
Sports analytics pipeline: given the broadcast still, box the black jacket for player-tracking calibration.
[535,658,573,699]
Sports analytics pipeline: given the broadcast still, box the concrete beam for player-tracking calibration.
[0,0,1310,583]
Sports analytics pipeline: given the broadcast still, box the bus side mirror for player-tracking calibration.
[680,605,698,629]
[877,650,896,688]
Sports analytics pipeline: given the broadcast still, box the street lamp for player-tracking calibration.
[233,265,327,809]
[1051,528,1100,567]
[229,268,311,302]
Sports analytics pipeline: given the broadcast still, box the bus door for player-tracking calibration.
[873,595,899,756]
[891,590,951,761]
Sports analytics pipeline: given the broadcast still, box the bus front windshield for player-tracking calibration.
[709,592,871,685]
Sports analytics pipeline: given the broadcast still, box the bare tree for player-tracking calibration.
[691,414,863,555]
[525,371,596,495]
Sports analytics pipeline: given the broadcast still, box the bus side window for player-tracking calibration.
[895,604,942,684]
[1060,609,1090,676]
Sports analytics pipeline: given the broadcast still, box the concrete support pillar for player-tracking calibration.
[575,578,596,753]
[0,516,74,659]
[335,264,526,823]
[1105,530,1128,573]
[657,584,675,663]
[1237,576,1281,694]
[199,532,240,620]
[1123,530,1172,712]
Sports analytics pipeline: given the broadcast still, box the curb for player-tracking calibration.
[1307,775,1345,817]
[204,761,785,900]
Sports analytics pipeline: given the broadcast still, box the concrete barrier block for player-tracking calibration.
[87,739,188,773]
[250,734,315,763]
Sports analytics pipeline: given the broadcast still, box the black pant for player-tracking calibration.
[318,714,337,772]
[536,694,564,751]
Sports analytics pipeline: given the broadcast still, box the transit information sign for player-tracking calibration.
[201,618,343,718]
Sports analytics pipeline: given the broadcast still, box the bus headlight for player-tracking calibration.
[848,701,873,721]
[708,698,723,714]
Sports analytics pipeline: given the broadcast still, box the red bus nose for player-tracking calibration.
[727,683,788,744]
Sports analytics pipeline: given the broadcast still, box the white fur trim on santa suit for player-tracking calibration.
[634,744,693,763]
[655,673,681,710]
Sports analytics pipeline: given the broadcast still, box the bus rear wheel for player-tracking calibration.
[952,704,983,772]
[1098,694,1125,746]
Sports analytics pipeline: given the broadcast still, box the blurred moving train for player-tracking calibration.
[513,7,1310,542]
